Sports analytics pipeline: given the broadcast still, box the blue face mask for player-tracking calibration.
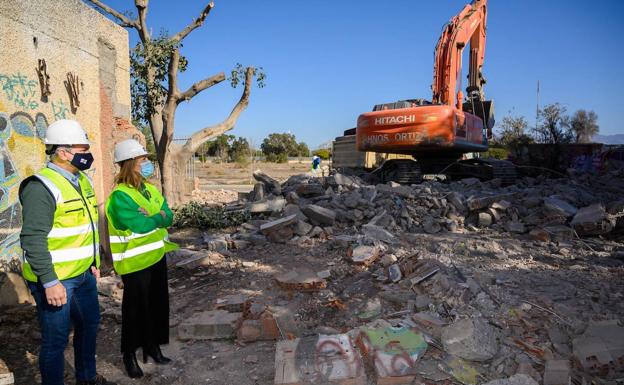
[139,160,154,178]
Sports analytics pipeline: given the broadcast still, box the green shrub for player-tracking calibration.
[173,202,250,229]
[313,149,331,160]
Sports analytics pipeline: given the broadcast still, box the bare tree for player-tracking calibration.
[86,0,265,204]
[496,115,530,147]
[570,109,599,143]
[533,103,573,144]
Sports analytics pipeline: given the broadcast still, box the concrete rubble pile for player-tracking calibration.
[235,169,624,245]
[167,169,623,385]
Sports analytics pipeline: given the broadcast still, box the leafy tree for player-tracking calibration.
[570,109,599,143]
[496,115,529,147]
[136,121,157,161]
[87,0,265,204]
[296,142,310,157]
[313,149,331,160]
[261,133,299,162]
[205,134,235,160]
[533,103,573,144]
[229,137,251,163]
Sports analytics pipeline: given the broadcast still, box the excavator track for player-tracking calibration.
[483,159,518,185]
[372,159,422,185]
[452,158,518,185]
[368,158,517,185]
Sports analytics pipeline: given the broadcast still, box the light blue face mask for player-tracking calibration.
[140,160,154,178]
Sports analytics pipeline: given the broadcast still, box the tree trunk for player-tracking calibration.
[161,148,186,206]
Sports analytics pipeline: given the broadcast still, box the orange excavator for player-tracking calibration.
[355,0,516,184]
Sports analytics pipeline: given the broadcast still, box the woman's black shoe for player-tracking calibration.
[123,351,144,378]
[142,345,172,364]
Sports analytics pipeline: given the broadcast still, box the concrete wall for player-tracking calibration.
[0,0,138,270]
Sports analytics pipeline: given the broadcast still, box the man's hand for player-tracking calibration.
[138,207,148,216]
[90,266,100,280]
[45,283,67,307]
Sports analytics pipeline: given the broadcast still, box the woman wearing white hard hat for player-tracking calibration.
[105,139,178,378]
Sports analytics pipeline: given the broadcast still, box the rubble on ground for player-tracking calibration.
[2,167,623,384]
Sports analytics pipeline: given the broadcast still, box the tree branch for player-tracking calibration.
[171,2,214,42]
[85,0,138,28]
[177,72,225,103]
[181,67,254,155]
[167,48,181,99]
[135,0,150,42]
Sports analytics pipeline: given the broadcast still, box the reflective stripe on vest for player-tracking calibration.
[106,183,172,275]
[21,168,100,282]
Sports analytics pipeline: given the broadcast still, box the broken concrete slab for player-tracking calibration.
[355,326,428,384]
[253,170,281,195]
[274,334,366,385]
[260,214,298,243]
[296,183,326,198]
[350,245,380,266]
[482,374,538,385]
[362,224,396,243]
[0,272,35,307]
[544,197,578,218]
[249,198,287,215]
[466,193,516,211]
[285,191,300,205]
[441,318,498,362]
[375,183,414,199]
[543,360,570,385]
[274,269,327,292]
[301,204,336,226]
[491,200,511,211]
[572,320,624,373]
[284,204,307,221]
[215,294,247,312]
[178,310,241,340]
[331,173,357,187]
[175,251,224,269]
[252,182,265,201]
[293,220,313,236]
[570,204,615,236]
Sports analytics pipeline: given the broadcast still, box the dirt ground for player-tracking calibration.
[2,224,623,385]
[196,161,314,187]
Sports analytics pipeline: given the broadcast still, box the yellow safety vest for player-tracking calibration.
[106,183,177,275]
[22,167,100,282]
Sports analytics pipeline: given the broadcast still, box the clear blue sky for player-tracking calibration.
[101,0,624,148]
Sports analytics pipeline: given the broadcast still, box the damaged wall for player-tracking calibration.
[0,0,141,271]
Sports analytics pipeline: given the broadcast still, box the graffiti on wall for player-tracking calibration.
[0,71,52,265]
[0,72,39,111]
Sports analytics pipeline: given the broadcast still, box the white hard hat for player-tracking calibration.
[114,139,148,163]
[45,119,90,145]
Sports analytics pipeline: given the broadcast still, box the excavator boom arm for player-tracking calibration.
[432,0,488,109]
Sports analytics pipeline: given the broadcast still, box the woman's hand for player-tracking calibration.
[138,207,148,216]
[159,210,166,220]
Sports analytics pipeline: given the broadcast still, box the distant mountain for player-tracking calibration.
[593,134,624,145]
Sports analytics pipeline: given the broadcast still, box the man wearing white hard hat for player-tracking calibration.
[106,139,178,378]
[19,120,115,385]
